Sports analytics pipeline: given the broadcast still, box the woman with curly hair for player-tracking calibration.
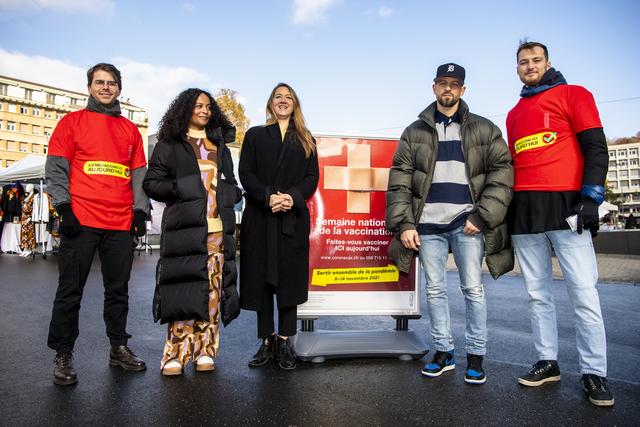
[143,88,242,376]
[239,83,319,370]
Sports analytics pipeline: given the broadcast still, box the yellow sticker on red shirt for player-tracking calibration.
[514,131,557,154]
[83,161,131,179]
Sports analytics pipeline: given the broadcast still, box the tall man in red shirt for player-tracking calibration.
[46,63,149,386]
[506,42,613,406]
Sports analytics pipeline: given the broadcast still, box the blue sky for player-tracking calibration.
[1,0,639,139]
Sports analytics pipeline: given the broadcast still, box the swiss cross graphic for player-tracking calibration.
[323,144,389,213]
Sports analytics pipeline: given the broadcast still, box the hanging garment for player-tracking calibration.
[20,193,36,251]
[33,192,51,244]
[32,191,50,222]
[3,188,21,222]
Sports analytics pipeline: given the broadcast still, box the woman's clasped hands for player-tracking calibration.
[269,191,293,213]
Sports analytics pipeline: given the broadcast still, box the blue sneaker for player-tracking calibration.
[421,350,455,377]
[464,353,486,385]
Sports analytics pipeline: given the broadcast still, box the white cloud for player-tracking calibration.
[182,2,194,12]
[112,56,222,131]
[0,49,87,93]
[291,0,337,26]
[363,5,393,18]
[377,6,392,17]
[0,49,225,133]
[0,0,114,15]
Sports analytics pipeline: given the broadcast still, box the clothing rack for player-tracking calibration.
[38,178,46,258]
[29,178,50,259]
[19,179,51,259]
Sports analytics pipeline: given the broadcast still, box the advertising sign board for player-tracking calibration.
[299,135,419,316]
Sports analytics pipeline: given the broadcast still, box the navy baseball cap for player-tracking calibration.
[434,63,465,83]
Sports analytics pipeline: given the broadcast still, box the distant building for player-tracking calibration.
[148,132,158,159]
[0,75,149,169]
[607,139,640,217]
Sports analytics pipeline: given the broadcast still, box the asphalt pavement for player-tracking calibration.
[1,251,638,426]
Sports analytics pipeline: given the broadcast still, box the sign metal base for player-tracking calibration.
[291,329,429,363]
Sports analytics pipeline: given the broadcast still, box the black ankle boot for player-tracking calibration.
[109,345,146,372]
[276,336,296,370]
[248,334,276,367]
[54,351,77,386]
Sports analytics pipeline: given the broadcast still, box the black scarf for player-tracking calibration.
[520,68,567,98]
[87,96,122,117]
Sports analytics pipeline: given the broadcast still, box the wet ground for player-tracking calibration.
[1,252,638,426]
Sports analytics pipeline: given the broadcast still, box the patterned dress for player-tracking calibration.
[20,193,36,251]
[160,128,224,368]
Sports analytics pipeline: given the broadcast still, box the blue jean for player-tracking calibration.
[418,226,486,355]
[512,230,607,376]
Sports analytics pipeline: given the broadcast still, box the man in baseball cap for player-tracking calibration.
[386,62,513,385]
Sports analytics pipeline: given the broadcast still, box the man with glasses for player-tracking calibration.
[386,63,513,385]
[507,41,613,406]
[45,63,149,385]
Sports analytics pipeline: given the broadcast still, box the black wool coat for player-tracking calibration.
[143,126,241,324]
[239,123,319,311]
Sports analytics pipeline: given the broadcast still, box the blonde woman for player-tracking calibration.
[239,83,319,370]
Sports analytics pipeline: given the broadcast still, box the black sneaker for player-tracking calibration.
[421,350,455,377]
[53,351,77,386]
[581,374,614,407]
[518,360,561,386]
[248,334,276,368]
[465,353,486,385]
[109,345,147,372]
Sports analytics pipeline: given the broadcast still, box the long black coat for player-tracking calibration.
[143,126,241,324]
[239,123,319,311]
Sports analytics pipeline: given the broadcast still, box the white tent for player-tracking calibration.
[0,155,49,257]
[0,155,46,184]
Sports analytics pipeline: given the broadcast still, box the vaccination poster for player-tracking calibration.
[299,136,419,316]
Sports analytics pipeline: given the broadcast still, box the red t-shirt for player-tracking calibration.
[48,109,146,230]
[506,85,602,191]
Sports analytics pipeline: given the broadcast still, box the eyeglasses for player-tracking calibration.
[93,80,118,88]
[435,80,462,90]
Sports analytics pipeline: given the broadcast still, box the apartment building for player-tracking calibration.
[0,75,148,169]
[607,139,640,217]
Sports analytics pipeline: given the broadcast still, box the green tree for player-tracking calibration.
[215,89,250,146]
[604,180,620,204]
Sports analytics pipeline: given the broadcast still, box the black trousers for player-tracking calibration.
[47,227,134,352]
[257,285,297,338]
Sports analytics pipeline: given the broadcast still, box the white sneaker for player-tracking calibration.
[162,359,182,376]
[196,355,215,372]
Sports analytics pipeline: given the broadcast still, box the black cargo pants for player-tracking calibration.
[47,226,134,352]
